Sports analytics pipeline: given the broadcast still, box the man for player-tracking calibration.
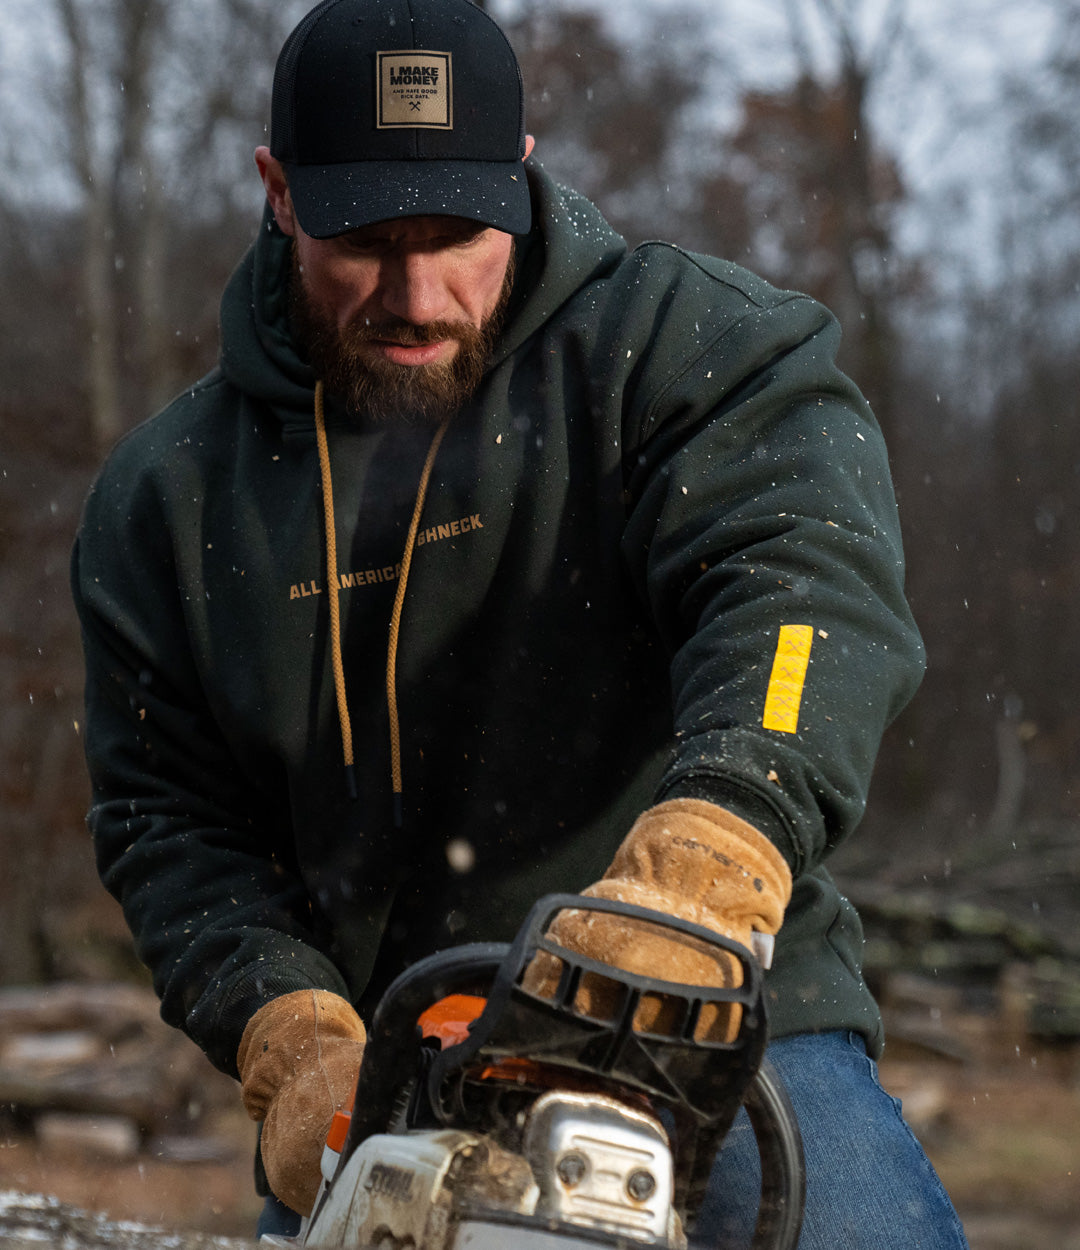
[71,0,968,1245]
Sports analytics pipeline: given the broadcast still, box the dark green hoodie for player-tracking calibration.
[72,163,924,1076]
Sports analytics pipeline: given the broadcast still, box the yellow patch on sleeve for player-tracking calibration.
[762,624,814,733]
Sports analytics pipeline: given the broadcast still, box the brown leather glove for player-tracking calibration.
[237,988,366,1216]
[522,799,793,1042]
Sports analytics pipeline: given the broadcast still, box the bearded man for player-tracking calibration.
[72,0,968,1246]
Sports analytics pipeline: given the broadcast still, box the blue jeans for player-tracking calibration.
[258,1031,968,1248]
[693,1031,969,1248]
[257,1191,301,1239]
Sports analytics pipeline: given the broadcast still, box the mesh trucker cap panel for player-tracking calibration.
[270,1,333,165]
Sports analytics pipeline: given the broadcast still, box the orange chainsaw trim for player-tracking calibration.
[418,993,560,1086]
[416,994,655,1110]
[417,993,488,1048]
[325,992,659,1151]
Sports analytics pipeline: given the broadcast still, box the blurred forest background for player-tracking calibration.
[0,0,1078,993]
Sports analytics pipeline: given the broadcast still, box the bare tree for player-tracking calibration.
[501,4,712,247]
[0,0,309,985]
[690,0,914,421]
[19,0,310,451]
[53,0,125,451]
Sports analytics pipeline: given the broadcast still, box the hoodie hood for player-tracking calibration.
[217,159,628,427]
[490,160,628,362]
[218,206,313,425]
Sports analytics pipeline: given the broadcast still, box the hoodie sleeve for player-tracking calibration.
[71,436,349,1077]
[617,246,925,875]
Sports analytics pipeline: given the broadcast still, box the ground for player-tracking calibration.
[0,1010,1076,1248]
[883,1040,1080,1249]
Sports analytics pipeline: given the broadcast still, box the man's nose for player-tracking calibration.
[380,251,451,325]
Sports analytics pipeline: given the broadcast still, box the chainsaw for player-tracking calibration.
[261,893,805,1249]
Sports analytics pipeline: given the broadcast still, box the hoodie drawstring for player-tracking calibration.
[313,380,450,822]
[314,383,355,799]
[386,415,450,826]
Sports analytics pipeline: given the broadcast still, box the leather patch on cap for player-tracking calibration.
[376,51,452,128]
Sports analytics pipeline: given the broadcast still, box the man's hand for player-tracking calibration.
[237,989,367,1216]
[522,799,793,1041]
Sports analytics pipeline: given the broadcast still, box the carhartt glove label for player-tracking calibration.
[377,51,452,128]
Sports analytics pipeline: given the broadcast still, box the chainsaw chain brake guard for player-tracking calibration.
[426,895,767,1211]
[334,894,805,1249]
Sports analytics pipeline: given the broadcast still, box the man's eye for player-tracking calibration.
[337,231,390,254]
[337,224,485,254]
[431,223,485,248]
[344,238,385,255]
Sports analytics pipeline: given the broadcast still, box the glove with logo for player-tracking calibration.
[522,798,793,1042]
[237,989,367,1216]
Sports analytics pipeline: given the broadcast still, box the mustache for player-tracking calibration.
[344,318,482,348]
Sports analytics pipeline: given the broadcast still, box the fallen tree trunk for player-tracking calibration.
[0,1192,256,1250]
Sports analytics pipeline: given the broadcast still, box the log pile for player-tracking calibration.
[832,816,1080,1052]
[1,854,1077,1168]
[0,983,238,1160]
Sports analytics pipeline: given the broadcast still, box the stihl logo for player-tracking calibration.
[366,1163,415,1202]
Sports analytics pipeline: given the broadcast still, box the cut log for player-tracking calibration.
[0,984,236,1133]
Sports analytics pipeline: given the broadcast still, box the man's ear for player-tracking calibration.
[254,146,297,236]
[524,134,536,161]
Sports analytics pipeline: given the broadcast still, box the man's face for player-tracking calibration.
[288,216,516,423]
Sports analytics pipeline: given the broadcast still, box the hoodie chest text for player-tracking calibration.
[287,511,483,602]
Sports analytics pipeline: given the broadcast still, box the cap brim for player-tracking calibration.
[283,159,533,238]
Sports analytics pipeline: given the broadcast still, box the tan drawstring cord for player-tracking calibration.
[387,415,451,827]
[314,382,357,799]
[313,379,450,821]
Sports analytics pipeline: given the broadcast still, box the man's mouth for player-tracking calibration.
[370,338,457,367]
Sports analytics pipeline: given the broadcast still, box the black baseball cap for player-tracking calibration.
[270,0,531,238]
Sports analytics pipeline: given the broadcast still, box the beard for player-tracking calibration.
[288,243,515,425]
